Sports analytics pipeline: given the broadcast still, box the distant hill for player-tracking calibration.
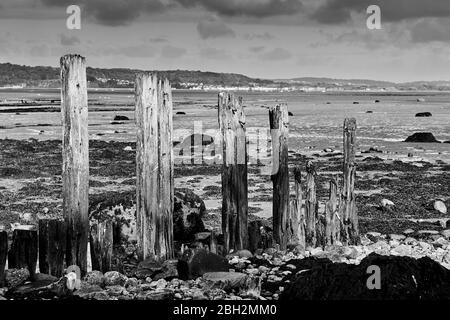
[0,62,449,91]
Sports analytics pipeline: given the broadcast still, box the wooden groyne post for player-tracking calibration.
[8,227,38,279]
[342,118,359,244]
[289,167,305,250]
[135,72,174,261]
[38,219,66,277]
[325,178,339,245]
[218,92,248,252]
[269,104,289,250]
[305,161,317,247]
[0,230,7,285]
[90,219,113,273]
[61,54,89,275]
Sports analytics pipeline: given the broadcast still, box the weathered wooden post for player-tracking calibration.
[325,178,339,246]
[61,54,89,275]
[218,92,248,252]
[305,161,317,247]
[38,219,66,277]
[0,229,7,285]
[269,104,289,250]
[8,226,38,279]
[135,72,174,261]
[342,118,359,244]
[90,219,113,273]
[289,167,305,250]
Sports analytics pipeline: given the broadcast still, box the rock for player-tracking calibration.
[415,112,432,117]
[103,271,127,287]
[194,232,211,241]
[174,188,207,241]
[153,260,179,281]
[176,112,186,115]
[391,244,411,256]
[124,278,139,289]
[389,234,406,241]
[136,290,173,300]
[380,199,394,207]
[375,100,380,103]
[403,229,415,235]
[281,253,450,300]
[174,134,214,149]
[5,268,30,289]
[433,200,447,214]
[123,146,133,151]
[404,132,440,143]
[135,258,163,279]
[418,241,433,251]
[441,229,450,239]
[417,98,425,102]
[106,285,127,297]
[288,112,294,116]
[178,249,229,280]
[202,272,250,291]
[353,102,359,104]
[230,250,253,259]
[366,110,373,113]
[114,115,130,121]
[418,230,439,235]
[83,271,104,286]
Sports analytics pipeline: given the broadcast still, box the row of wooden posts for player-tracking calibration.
[0,54,359,280]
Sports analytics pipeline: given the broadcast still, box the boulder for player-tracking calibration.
[415,112,432,117]
[366,110,373,113]
[4,268,30,289]
[113,115,130,121]
[177,249,229,280]
[433,200,447,214]
[380,199,394,207]
[404,132,439,143]
[135,258,163,280]
[152,260,179,281]
[288,112,294,116]
[83,271,104,286]
[176,112,186,115]
[103,271,127,286]
[174,188,207,241]
[202,272,250,291]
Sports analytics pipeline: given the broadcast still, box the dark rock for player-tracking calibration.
[4,268,30,289]
[174,134,214,148]
[176,112,186,115]
[136,290,174,300]
[415,112,432,117]
[135,258,163,280]
[444,141,450,144]
[202,272,251,291]
[374,100,380,103]
[281,253,450,300]
[113,115,130,121]
[353,102,359,104]
[178,249,229,280]
[404,132,440,143]
[152,260,179,281]
[83,271,104,286]
[103,271,127,286]
[366,111,373,113]
[288,112,294,116]
[174,188,207,241]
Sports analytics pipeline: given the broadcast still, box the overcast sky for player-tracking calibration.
[1,0,450,82]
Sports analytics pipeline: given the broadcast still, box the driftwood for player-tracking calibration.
[269,104,290,250]
[8,227,38,279]
[38,219,66,277]
[135,72,174,261]
[218,92,248,252]
[61,54,89,275]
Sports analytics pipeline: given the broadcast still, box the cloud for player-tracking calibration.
[260,47,292,60]
[249,46,265,53]
[175,0,303,18]
[148,37,169,43]
[410,19,450,43]
[60,34,81,46]
[197,18,236,39]
[200,47,231,59]
[311,0,450,24]
[243,32,275,40]
[40,0,168,26]
[161,45,187,58]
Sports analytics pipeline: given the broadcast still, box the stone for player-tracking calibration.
[404,132,439,143]
[174,189,207,241]
[5,268,30,289]
[230,250,253,259]
[135,258,163,279]
[178,249,229,280]
[389,234,406,241]
[114,115,130,121]
[380,199,394,207]
[391,244,412,256]
[403,229,415,235]
[418,241,433,251]
[124,277,139,288]
[106,285,126,297]
[202,272,250,291]
[103,271,127,286]
[83,271,104,286]
[153,259,179,281]
[415,112,432,117]
[73,283,104,299]
[441,229,450,239]
[418,230,439,235]
[433,200,447,214]
[136,290,173,300]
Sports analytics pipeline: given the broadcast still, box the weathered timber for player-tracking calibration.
[8,227,38,279]
[218,92,249,252]
[325,178,339,245]
[90,219,113,273]
[135,72,174,261]
[305,161,318,247]
[342,118,359,244]
[38,219,66,277]
[289,167,305,250]
[61,54,89,275]
[269,104,290,250]
[0,230,7,285]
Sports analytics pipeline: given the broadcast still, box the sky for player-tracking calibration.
[0,0,450,82]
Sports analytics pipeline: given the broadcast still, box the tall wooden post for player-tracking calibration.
[325,178,339,246]
[218,92,248,252]
[305,161,317,247]
[0,230,7,286]
[38,219,66,277]
[342,118,359,244]
[90,219,113,273]
[269,104,289,250]
[61,54,89,275]
[135,72,174,261]
[289,167,305,250]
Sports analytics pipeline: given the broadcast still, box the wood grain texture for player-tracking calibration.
[38,219,66,277]
[269,104,290,250]
[8,228,38,279]
[218,92,248,252]
[60,54,89,275]
[325,178,339,245]
[135,72,174,261]
[289,167,305,250]
[342,118,359,245]
[0,231,7,286]
[305,161,317,247]
[90,219,113,273]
